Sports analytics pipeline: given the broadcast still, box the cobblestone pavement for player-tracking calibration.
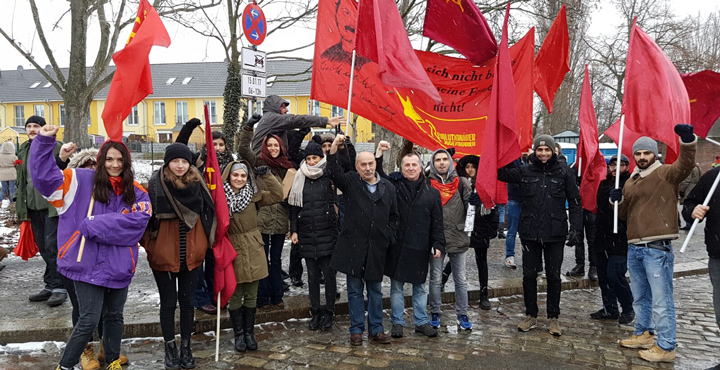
[1,274,717,370]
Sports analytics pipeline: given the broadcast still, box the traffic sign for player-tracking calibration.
[242,48,266,73]
[241,4,267,46]
[242,73,267,98]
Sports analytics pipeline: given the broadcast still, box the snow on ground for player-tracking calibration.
[132,159,162,185]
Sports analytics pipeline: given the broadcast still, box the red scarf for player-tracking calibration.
[109,176,123,195]
[259,134,293,169]
[430,177,459,206]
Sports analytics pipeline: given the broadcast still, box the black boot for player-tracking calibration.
[565,264,584,277]
[228,308,247,352]
[497,222,506,239]
[243,307,259,351]
[588,266,598,281]
[164,340,181,370]
[479,286,491,310]
[179,338,195,369]
[320,308,334,331]
[309,308,322,331]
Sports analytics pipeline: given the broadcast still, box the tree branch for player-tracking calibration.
[28,0,67,87]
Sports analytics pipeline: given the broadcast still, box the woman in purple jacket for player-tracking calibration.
[30,125,151,370]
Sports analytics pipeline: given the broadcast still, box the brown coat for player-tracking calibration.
[222,160,284,283]
[618,137,697,244]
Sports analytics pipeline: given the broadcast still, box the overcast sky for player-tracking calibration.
[0,0,718,71]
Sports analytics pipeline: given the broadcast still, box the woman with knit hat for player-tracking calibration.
[498,134,583,337]
[288,141,339,330]
[222,159,283,352]
[142,143,217,370]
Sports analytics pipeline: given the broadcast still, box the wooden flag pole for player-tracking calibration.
[76,197,95,263]
[345,50,357,135]
[680,138,720,252]
[215,292,221,361]
[613,115,625,234]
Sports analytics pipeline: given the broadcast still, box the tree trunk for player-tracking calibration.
[64,0,91,147]
[64,99,92,147]
[371,123,404,173]
[223,62,245,153]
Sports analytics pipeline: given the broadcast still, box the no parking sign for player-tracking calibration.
[242,3,267,46]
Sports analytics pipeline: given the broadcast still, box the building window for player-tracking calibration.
[176,101,188,125]
[127,106,139,126]
[59,104,66,127]
[307,100,321,116]
[34,105,45,117]
[14,106,25,126]
[203,101,217,124]
[154,102,166,125]
[157,132,173,143]
[331,106,344,117]
[251,100,263,116]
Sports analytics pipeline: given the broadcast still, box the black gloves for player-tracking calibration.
[609,188,623,202]
[468,192,482,206]
[446,148,456,157]
[244,114,262,130]
[567,229,583,247]
[674,124,695,143]
[186,118,202,129]
[254,166,269,176]
[297,127,311,137]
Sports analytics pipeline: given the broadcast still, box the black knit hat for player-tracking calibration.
[304,141,324,158]
[164,143,193,166]
[25,115,46,127]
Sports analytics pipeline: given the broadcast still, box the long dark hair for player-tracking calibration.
[93,141,136,205]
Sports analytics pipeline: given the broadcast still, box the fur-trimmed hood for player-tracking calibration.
[68,148,99,169]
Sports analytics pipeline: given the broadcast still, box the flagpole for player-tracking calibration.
[345,50,357,135]
[681,137,720,252]
[613,114,625,234]
[215,292,221,362]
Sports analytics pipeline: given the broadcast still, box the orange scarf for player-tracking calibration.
[109,176,123,195]
[430,177,459,206]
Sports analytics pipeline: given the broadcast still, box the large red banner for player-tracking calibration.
[310,0,534,155]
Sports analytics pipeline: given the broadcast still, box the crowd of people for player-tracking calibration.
[4,96,718,369]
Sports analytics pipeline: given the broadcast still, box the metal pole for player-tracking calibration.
[215,292,221,361]
[345,50,357,135]
[613,114,625,234]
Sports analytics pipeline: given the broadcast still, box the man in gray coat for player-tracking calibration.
[250,95,345,155]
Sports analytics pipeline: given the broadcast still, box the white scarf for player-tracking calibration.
[288,157,327,207]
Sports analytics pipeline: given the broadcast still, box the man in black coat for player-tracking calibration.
[374,142,445,339]
[682,165,720,332]
[591,155,635,325]
[327,135,399,346]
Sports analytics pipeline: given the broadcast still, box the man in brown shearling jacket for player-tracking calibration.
[609,124,697,363]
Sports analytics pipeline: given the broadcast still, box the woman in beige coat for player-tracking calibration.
[0,141,17,204]
[222,160,283,353]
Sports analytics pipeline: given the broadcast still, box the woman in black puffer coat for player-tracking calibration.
[288,141,339,331]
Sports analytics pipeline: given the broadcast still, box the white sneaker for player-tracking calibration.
[505,256,517,269]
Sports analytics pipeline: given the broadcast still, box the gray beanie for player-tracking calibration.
[533,134,556,151]
[230,162,249,174]
[609,154,630,164]
[632,137,658,158]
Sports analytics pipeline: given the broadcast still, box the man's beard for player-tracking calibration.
[636,157,656,169]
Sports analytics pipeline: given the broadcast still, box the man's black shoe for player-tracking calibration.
[618,311,635,325]
[588,266,598,281]
[589,308,619,320]
[29,289,52,302]
[565,264,584,277]
[47,292,67,307]
[291,276,304,287]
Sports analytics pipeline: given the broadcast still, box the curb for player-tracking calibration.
[1,265,709,343]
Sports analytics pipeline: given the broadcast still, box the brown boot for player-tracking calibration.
[0,247,8,262]
[80,344,100,370]
[97,340,128,365]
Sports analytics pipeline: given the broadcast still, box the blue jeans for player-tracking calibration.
[258,234,285,306]
[627,244,676,351]
[390,279,428,327]
[505,200,521,257]
[60,281,128,368]
[346,275,384,335]
[1,180,16,202]
[429,251,468,315]
[498,203,507,225]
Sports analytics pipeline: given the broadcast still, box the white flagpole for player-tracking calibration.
[215,292,221,362]
[613,114,625,234]
[345,50,357,135]
[680,137,720,252]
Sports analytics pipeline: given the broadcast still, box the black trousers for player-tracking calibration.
[152,268,200,341]
[289,243,303,279]
[575,210,597,267]
[305,255,336,311]
[595,252,634,315]
[28,209,64,291]
[522,240,564,318]
[62,275,104,339]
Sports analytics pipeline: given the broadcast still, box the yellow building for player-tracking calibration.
[0,61,374,147]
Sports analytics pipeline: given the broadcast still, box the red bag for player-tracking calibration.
[14,221,38,261]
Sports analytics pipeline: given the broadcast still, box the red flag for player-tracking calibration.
[578,66,607,213]
[514,28,535,152]
[101,0,170,142]
[476,4,521,209]
[203,105,237,307]
[355,0,442,103]
[681,70,720,138]
[603,119,641,173]
[621,19,689,163]
[534,5,570,113]
[422,0,497,65]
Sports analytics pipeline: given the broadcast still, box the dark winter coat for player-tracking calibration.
[595,171,631,256]
[506,157,529,202]
[470,206,499,249]
[327,152,399,282]
[498,154,582,243]
[682,167,720,259]
[376,156,445,284]
[289,170,339,259]
[251,95,329,156]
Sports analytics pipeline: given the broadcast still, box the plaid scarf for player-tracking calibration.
[224,180,253,215]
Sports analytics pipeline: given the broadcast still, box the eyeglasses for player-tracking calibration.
[608,162,628,167]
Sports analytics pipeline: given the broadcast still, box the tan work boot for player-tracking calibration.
[98,340,129,365]
[638,344,676,363]
[80,344,100,370]
[517,315,537,332]
[619,330,655,349]
[548,318,562,336]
